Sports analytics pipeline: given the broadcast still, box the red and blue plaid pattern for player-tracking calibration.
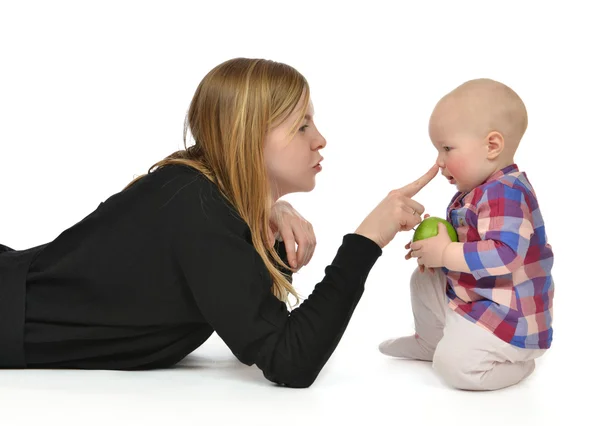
[443,164,554,349]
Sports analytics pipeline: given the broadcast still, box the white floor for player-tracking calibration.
[0,326,585,426]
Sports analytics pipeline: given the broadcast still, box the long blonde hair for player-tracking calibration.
[124,58,309,306]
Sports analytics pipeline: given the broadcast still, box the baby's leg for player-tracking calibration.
[432,308,546,391]
[379,267,448,361]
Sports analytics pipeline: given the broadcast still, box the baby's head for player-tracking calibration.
[428,78,528,193]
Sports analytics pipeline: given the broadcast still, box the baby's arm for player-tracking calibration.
[442,241,469,272]
[443,183,534,278]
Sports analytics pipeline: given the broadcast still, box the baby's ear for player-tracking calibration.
[486,131,504,159]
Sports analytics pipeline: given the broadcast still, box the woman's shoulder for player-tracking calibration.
[147,164,249,238]
[140,163,208,189]
[129,163,217,203]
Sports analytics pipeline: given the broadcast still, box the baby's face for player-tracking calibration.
[428,102,494,193]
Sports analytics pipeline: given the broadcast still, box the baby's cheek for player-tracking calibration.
[446,156,465,181]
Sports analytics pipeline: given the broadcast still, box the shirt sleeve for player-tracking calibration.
[463,183,534,280]
[172,216,381,388]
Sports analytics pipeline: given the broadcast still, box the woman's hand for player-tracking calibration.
[269,200,316,271]
[355,164,438,248]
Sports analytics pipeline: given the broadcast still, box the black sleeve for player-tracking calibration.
[261,233,381,387]
[272,239,292,283]
[173,225,381,388]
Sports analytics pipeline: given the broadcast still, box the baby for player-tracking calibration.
[379,78,554,391]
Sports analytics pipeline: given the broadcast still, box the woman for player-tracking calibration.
[0,58,437,388]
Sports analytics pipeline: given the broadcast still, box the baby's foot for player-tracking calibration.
[378,334,434,361]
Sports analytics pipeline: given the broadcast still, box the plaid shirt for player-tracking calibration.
[443,164,554,349]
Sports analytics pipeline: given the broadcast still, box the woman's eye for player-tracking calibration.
[299,125,309,132]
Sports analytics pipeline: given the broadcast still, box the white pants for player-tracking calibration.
[390,267,546,391]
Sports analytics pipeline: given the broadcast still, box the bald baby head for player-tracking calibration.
[429,79,529,192]
[429,78,528,155]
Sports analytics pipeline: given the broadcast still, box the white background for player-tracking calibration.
[0,0,596,425]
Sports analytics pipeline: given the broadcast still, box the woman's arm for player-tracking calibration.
[174,227,380,388]
[272,239,293,283]
[171,164,437,387]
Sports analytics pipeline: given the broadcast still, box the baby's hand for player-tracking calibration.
[410,222,453,269]
[404,213,435,273]
[404,240,435,273]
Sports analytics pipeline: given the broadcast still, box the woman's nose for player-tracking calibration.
[313,132,326,150]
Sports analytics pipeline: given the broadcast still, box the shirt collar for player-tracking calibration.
[449,163,519,208]
[483,163,519,185]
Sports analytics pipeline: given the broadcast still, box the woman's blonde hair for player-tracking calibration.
[124,58,310,305]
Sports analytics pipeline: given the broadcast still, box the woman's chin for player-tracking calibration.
[293,181,316,194]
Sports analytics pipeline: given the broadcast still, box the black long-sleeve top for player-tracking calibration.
[0,164,381,387]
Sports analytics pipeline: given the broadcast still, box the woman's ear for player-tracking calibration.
[486,131,504,160]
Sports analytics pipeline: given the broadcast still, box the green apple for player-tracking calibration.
[412,216,458,242]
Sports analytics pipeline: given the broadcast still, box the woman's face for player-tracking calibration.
[264,96,327,200]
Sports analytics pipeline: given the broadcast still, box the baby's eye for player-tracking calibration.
[443,146,451,152]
